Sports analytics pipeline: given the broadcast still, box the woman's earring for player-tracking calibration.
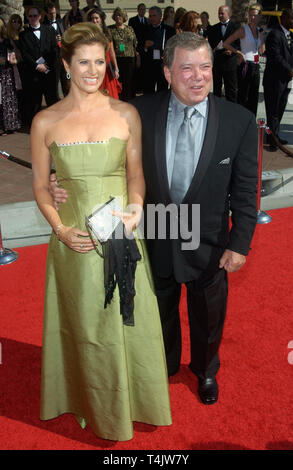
[66,72,71,80]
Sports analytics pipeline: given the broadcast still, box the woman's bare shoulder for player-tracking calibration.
[31,100,69,142]
[110,97,140,121]
[34,100,67,125]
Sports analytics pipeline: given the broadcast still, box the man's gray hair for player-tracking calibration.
[149,6,162,16]
[163,32,214,69]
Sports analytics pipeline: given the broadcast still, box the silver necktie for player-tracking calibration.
[170,107,196,205]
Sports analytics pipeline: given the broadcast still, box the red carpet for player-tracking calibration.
[1,207,293,450]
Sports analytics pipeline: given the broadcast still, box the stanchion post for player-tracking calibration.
[256,118,272,224]
[0,223,18,266]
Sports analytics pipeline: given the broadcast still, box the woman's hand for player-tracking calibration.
[8,51,17,64]
[58,225,96,253]
[144,40,154,49]
[112,208,142,236]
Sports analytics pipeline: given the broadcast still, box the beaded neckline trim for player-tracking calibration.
[56,140,109,146]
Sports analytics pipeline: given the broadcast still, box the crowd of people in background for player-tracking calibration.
[0,2,293,144]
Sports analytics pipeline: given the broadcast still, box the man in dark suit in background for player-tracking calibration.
[142,6,175,94]
[263,9,293,151]
[50,33,258,406]
[43,2,64,37]
[43,2,69,97]
[129,3,149,38]
[19,6,59,125]
[208,5,240,102]
[129,3,149,93]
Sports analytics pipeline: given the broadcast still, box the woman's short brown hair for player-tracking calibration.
[112,7,128,23]
[61,22,108,63]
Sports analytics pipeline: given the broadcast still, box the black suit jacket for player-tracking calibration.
[263,25,293,85]
[208,21,240,70]
[19,24,58,73]
[143,23,175,62]
[42,17,65,37]
[132,91,258,282]
[128,15,149,52]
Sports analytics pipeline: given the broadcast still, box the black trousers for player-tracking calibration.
[213,60,238,103]
[117,56,135,102]
[23,69,59,125]
[263,78,290,136]
[153,269,228,379]
[237,61,260,116]
[142,59,169,94]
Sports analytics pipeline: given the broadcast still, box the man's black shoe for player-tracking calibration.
[268,144,278,152]
[198,377,218,405]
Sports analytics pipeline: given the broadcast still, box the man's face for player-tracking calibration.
[138,5,146,17]
[282,14,293,30]
[28,8,41,27]
[47,7,57,21]
[69,0,79,8]
[149,9,161,26]
[164,46,213,106]
[218,6,230,23]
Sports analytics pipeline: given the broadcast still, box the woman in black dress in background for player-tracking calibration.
[0,18,21,135]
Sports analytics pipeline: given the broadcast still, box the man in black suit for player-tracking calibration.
[19,6,59,125]
[43,2,64,37]
[128,3,149,93]
[43,2,69,97]
[50,33,258,406]
[142,6,175,94]
[263,9,293,151]
[132,33,257,404]
[129,3,149,39]
[208,5,240,102]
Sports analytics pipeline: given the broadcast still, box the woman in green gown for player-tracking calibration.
[31,22,171,441]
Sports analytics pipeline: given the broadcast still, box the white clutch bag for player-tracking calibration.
[85,197,122,243]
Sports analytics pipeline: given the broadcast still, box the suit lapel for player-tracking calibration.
[182,93,219,203]
[278,25,291,52]
[57,19,65,35]
[223,21,232,40]
[216,22,222,40]
[154,92,219,204]
[29,28,41,50]
[154,90,171,203]
[40,25,46,53]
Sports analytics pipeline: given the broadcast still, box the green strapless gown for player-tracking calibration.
[40,138,172,441]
